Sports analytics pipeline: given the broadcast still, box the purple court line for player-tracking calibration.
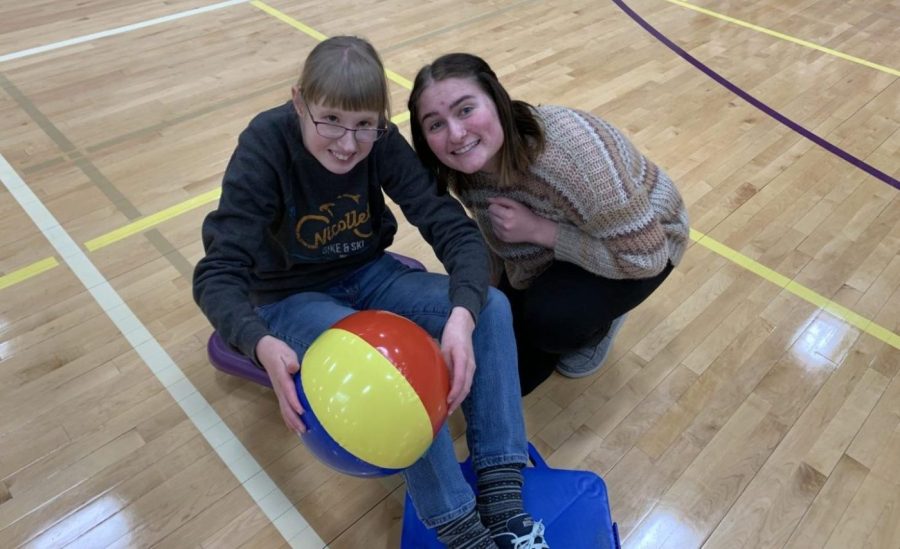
[611,0,900,191]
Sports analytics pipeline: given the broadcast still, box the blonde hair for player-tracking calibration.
[298,36,390,123]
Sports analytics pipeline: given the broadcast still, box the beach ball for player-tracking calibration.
[296,310,450,477]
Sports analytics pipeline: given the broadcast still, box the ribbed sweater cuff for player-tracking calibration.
[553,222,586,265]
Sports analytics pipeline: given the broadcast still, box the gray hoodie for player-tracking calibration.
[193,102,489,359]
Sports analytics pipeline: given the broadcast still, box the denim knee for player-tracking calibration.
[481,286,512,323]
[464,286,528,469]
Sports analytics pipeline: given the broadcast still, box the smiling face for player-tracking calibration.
[415,77,504,175]
[292,87,379,175]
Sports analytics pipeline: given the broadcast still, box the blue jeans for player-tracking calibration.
[256,253,528,528]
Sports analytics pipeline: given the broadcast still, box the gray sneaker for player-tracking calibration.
[556,314,628,378]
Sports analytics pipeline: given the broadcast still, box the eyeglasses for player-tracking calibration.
[302,97,387,143]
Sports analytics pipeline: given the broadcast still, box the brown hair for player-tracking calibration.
[408,53,544,192]
[298,36,390,123]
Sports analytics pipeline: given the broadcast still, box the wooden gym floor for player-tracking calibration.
[1,0,898,547]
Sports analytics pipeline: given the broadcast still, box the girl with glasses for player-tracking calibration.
[194,37,548,549]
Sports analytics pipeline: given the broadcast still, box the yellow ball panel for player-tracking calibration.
[301,328,434,469]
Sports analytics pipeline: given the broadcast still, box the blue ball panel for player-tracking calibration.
[295,375,402,478]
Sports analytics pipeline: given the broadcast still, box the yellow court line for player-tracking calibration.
[0,256,59,290]
[391,111,411,124]
[690,229,900,349]
[664,0,900,77]
[250,0,327,41]
[7,196,899,350]
[385,69,413,90]
[250,1,414,89]
[84,188,222,251]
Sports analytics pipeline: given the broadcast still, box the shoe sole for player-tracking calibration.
[556,360,605,378]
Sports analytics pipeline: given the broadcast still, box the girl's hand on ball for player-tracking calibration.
[441,307,476,414]
[257,335,307,434]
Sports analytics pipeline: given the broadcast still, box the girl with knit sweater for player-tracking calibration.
[408,53,689,395]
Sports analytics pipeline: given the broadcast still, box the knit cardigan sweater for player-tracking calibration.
[458,105,689,289]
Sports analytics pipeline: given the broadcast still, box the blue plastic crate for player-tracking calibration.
[401,444,620,548]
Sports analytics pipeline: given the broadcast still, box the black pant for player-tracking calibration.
[500,261,674,395]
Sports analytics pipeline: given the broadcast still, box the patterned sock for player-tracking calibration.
[476,464,526,536]
[435,507,496,549]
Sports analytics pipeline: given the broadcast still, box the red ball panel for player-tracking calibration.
[332,310,450,435]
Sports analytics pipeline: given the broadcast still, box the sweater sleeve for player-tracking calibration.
[377,128,491,321]
[542,108,672,279]
[192,121,279,359]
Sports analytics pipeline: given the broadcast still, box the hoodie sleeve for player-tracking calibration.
[193,119,281,358]
[376,127,491,322]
